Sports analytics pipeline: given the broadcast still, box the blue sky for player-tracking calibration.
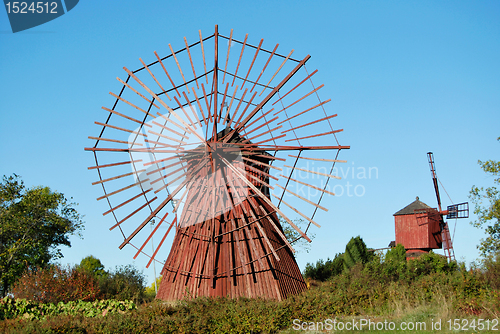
[1,1,499,286]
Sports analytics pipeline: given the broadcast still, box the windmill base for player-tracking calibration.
[156,205,307,301]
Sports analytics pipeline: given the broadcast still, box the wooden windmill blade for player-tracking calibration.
[86,25,349,301]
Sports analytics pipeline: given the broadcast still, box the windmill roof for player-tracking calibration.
[393,197,432,216]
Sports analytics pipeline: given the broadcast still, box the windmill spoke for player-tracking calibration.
[96,179,150,201]
[88,159,143,170]
[184,36,199,90]
[284,165,341,179]
[285,129,343,142]
[231,33,248,87]
[223,85,239,125]
[110,196,157,231]
[198,30,208,84]
[146,216,177,268]
[280,174,336,197]
[218,82,229,123]
[154,51,181,98]
[272,70,318,106]
[88,136,143,146]
[282,114,338,134]
[133,212,168,259]
[275,184,328,212]
[182,91,203,128]
[241,39,263,90]
[250,43,278,93]
[228,88,248,127]
[102,106,152,127]
[117,77,160,109]
[271,194,321,228]
[191,87,208,126]
[94,121,147,138]
[259,49,294,96]
[168,43,190,94]
[103,189,153,216]
[274,84,324,117]
[277,100,331,125]
[139,57,171,101]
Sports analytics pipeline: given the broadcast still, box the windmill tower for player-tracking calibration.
[86,26,349,301]
[393,152,469,261]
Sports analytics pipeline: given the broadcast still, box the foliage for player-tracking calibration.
[0,297,136,321]
[303,253,344,281]
[10,265,100,304]
[1,258,499,333]
[77,255,106,277]
[280,217,314,256]
[470,138,500,256]
[144,275,162,300]
[99,264,147,304]
[343,235,374,270]
[482,251,500,290]
[0,174,84,297]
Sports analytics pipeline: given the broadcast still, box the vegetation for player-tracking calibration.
[98,264,148,304]
[470,136,500,256]
[280,217,314,256]
[343,235,374,270]
[10,259,149,305]
[0,298,136,321]
[11,265,100,304]
[0,175,84,297]
[303,236,373,281]
[0,248,498,333]
[145,275,162,300]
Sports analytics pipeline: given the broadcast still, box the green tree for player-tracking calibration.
[77,255,106,277]
[0,175,84,297]
[303,253,344,281]
[343,236,373,271]
[469,137,500,257]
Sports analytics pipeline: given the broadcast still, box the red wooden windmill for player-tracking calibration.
[86,25,349,300]
[393,152,469,261]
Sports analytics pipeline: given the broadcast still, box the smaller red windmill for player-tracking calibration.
[393,152,469,261]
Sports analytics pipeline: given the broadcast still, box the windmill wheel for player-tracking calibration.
[86,25,349,301]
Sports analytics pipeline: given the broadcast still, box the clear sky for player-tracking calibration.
[1,1,499,286]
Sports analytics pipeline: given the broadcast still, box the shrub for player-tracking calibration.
[98,264,147,304]
[11,265,100,303]
[303,253,344,281]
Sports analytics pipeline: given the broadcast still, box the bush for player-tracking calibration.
[98,264,147,304]
[11,265,100,304]
[303,253,344,281]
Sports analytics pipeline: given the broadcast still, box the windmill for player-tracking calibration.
[85,25,349,301]
[393,153,469,261]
